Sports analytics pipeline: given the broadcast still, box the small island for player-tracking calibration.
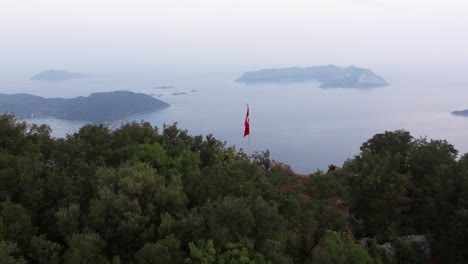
[0,91,169,125]
[172,92,188,96]
[152,86,174,90]
[30,70,88,81]
[236,65,388,88]
[452,109,468,117]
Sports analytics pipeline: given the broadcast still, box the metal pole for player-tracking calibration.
[248,104,251,159]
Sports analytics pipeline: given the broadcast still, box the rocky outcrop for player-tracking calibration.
[402,235,431,257]
[327,164,342,173]
[359,235,430,258]
[270,161,308,178]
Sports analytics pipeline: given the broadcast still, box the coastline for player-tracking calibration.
[19,105,170,131]
[107,105,170,130]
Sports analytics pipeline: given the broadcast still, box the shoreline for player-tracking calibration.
[18,105,170,131]
[107,105,170,130]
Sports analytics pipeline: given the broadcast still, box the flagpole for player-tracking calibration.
[244,103,251,160]
[248,104,251,159]
[248,135,251,160]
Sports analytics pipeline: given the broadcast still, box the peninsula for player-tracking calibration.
[236,65,388,88]
[30,70,88,81]
[0,91,169,124]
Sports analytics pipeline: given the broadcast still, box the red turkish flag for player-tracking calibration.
[244,106,250,137]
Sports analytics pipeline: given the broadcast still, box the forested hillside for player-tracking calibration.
[0,113,467,263]
[0,91,169,124]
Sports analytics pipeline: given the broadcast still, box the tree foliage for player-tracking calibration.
[0,114,467,263]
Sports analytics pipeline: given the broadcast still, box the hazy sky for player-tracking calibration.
[1,0,467,76]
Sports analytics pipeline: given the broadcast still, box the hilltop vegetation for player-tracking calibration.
[0,113,467,263]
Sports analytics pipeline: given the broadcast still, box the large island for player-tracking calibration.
[0,91,169,125]
[236,65,388,88]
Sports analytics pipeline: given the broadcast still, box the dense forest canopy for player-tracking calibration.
[0,113,467,263]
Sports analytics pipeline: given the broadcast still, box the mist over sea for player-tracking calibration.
[2,66,468,174]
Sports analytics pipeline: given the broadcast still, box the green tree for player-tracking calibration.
[161,123,198,157]
[217,243,267,264]
[360,130,413,158]
[88,162,187,259]
[0,241,28,264]
[134,143,169,172]
[438,209,468,263]
[63,233,107,264]
[185,240,268,264]
[135,235,185,264]
[0,114,28,155]
[179,196,288,263]
[0,216,5,240]
[0,200,37,251]
[405,138,459,233]
[68,124,112,165]
[28,235,62,264]
[110,121,160,165]
[197,196,256,247]
[312,230,374,264]
[55,203,81,239]
[158,213,177,238]
[184,161,262,206]
[199,134,224,168]
[186,240,217,264]
[345,131,412,237]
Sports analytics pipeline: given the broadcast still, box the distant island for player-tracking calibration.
[452,109,468,117]
[152,86,174,90]
[172,92,188,96]
[30,70,88,81]
[236,65,388,88]
[0,91,169,125]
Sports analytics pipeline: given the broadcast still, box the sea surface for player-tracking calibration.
[2,67,468,174]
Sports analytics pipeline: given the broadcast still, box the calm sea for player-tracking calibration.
[2,67,468,173]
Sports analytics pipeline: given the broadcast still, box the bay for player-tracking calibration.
[2,67,468,174]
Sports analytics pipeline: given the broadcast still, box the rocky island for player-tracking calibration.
[30,70,88,81]
[236,64,388,88]
[0,91,169,124]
